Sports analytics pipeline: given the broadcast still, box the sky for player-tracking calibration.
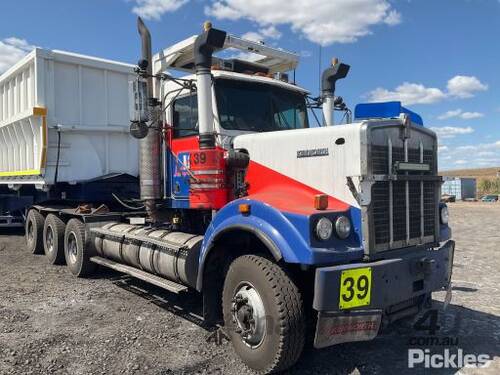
[0,0,498,171]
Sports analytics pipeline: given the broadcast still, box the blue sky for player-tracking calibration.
[0,0,498,170]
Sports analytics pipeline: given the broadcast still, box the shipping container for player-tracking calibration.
[442,177,477,200]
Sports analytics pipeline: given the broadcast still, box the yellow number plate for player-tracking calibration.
[339,267,372,310]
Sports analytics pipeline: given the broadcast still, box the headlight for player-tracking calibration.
[335,215,351,239]
[315,218,333,241]
[440,205,449,225]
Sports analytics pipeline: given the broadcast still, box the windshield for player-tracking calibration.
[215,78,308,132]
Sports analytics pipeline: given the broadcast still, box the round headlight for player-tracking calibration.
[440,205,449,225]
[316,218,333,241]
[335,215,352,240]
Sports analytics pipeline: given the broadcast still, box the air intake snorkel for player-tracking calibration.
[321,58,350,126]
[194,22,227,149]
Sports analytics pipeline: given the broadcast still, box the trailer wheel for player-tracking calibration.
[222,255,305,373]
[26,209,45,254]
[64,218,96,277]
[43,214,66,265]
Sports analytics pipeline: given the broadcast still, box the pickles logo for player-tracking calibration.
[408,349,491,369]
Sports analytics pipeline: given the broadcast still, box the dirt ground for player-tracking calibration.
[1,202,499,374]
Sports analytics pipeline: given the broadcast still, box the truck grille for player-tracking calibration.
[369,144,438,251]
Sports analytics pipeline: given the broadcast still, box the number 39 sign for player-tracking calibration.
[339,267,372,309]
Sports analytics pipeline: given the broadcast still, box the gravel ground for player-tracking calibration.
[1,202,499,374]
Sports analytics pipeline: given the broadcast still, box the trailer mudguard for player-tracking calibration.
[196,198,364,291]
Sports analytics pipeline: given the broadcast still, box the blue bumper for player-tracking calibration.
[313,241,455,312]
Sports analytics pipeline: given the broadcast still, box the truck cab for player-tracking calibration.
[21,19,455,374]
[140,24,452,369]
[164,70,309,206]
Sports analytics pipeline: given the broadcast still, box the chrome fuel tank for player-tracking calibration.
[93,223,203,288]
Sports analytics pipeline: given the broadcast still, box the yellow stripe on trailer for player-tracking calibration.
[0,169,41,177]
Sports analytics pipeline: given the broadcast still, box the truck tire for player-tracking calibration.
[64,218,96,277]
[43,214,66,265]
[222,255,305,374]
[26,209,45,255]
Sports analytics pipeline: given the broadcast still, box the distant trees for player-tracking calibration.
[478,178,500,195]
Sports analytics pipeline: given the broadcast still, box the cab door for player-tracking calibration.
[168,93,199,208]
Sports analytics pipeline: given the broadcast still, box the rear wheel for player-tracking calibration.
[64,219,96,277]
[43,214,66,265]
[222,255,305,373]
[26,209,45,254]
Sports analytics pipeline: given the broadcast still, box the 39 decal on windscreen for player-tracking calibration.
[339,267,372,309]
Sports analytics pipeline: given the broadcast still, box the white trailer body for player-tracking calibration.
[0,48,138,188]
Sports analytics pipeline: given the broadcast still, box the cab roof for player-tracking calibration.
[153,33,299,76]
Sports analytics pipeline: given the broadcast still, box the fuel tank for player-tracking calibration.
[93,223,203,288]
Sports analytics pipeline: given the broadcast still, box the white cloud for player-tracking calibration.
[460,111,484,120]
[0,37,34,74]
[132,0,188,20]
[477,151,496,157]
[205,0,401,46]
[455,141,500,152]
[367,82,446,105]
[260,26,282,40]
[366,75,488,106]
[438,109,484,120]
[437,109,462,120]
[242,25,282,44]
[130,0,401,45]
[438,140,500,170]
[429,126,474,138]
[447,75,488,98]
[384,10,402,26]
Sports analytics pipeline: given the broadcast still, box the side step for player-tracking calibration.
[90,256,188,294]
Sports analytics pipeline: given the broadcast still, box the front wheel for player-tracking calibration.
[222,255,305,374]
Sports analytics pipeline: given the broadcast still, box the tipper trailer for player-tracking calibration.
[0,47,140,227]
[3,19,454,373]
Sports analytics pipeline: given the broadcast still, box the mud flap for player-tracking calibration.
[314,310,382,349]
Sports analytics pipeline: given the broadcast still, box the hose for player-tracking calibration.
[112,193,145,210]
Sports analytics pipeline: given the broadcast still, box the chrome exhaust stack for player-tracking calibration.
[136,17,161,221]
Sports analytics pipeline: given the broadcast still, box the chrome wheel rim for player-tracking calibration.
[67,232,78,264]
[46,226,54,253]
[231,282,267,348]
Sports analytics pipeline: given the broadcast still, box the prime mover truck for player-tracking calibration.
[0,19,454,373]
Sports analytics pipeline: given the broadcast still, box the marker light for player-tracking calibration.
[239,203,251,215]
[314,194,328,210]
